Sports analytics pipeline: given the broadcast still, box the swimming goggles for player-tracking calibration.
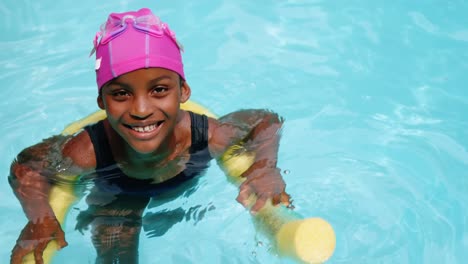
[90,14,183,56]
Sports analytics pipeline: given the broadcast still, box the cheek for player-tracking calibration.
[159,95,181,114]
[103,99,125,114]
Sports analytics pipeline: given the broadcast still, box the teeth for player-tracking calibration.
[132,124,157,133]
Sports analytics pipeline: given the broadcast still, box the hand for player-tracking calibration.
[10,216,68,264]
[237,159,292,213]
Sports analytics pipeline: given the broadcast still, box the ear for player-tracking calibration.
[180,81,191,103]
[97,95,105,110]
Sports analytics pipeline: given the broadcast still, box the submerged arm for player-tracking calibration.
[10,137,61,220]
[209,109,291,212]
[8,133,92,263]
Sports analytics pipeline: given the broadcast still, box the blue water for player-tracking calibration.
[1,0,468,263]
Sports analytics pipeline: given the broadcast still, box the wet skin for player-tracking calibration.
[9,67,291,264]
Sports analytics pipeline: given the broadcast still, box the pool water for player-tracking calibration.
[1,0,467,263]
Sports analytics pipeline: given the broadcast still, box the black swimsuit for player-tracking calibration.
[84,111,212,197]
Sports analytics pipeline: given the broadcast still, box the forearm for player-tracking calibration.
[9,162,56,222]
[230,111,285,185]
[214,109,290,210]
[243,111,283,167]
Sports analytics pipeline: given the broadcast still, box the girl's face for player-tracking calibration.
[98,67,190,155]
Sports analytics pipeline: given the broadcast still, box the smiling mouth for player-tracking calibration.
[126,121,164,133]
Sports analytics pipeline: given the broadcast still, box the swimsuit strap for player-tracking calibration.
[188,111,209,154]
[84,120,116,169]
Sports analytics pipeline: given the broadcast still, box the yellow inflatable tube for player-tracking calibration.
[22,101,335,264]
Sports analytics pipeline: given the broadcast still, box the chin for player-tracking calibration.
[130,143,160,155]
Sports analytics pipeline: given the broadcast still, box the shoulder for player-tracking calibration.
[61,129,96,171]
[207,117,231,159]
[13,129,96,176]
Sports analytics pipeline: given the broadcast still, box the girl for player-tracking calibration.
[9,8,291,263]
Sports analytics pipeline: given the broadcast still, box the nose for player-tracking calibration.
[130,95,152,120]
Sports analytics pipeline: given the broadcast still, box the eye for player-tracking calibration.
[111,89,130,100]
[113,90,129,96]
[151,86,169,94]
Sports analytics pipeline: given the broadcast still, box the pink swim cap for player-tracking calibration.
[92,8,185,90]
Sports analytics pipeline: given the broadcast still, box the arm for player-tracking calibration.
[208,109,291,212]
[8,133,94,264]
